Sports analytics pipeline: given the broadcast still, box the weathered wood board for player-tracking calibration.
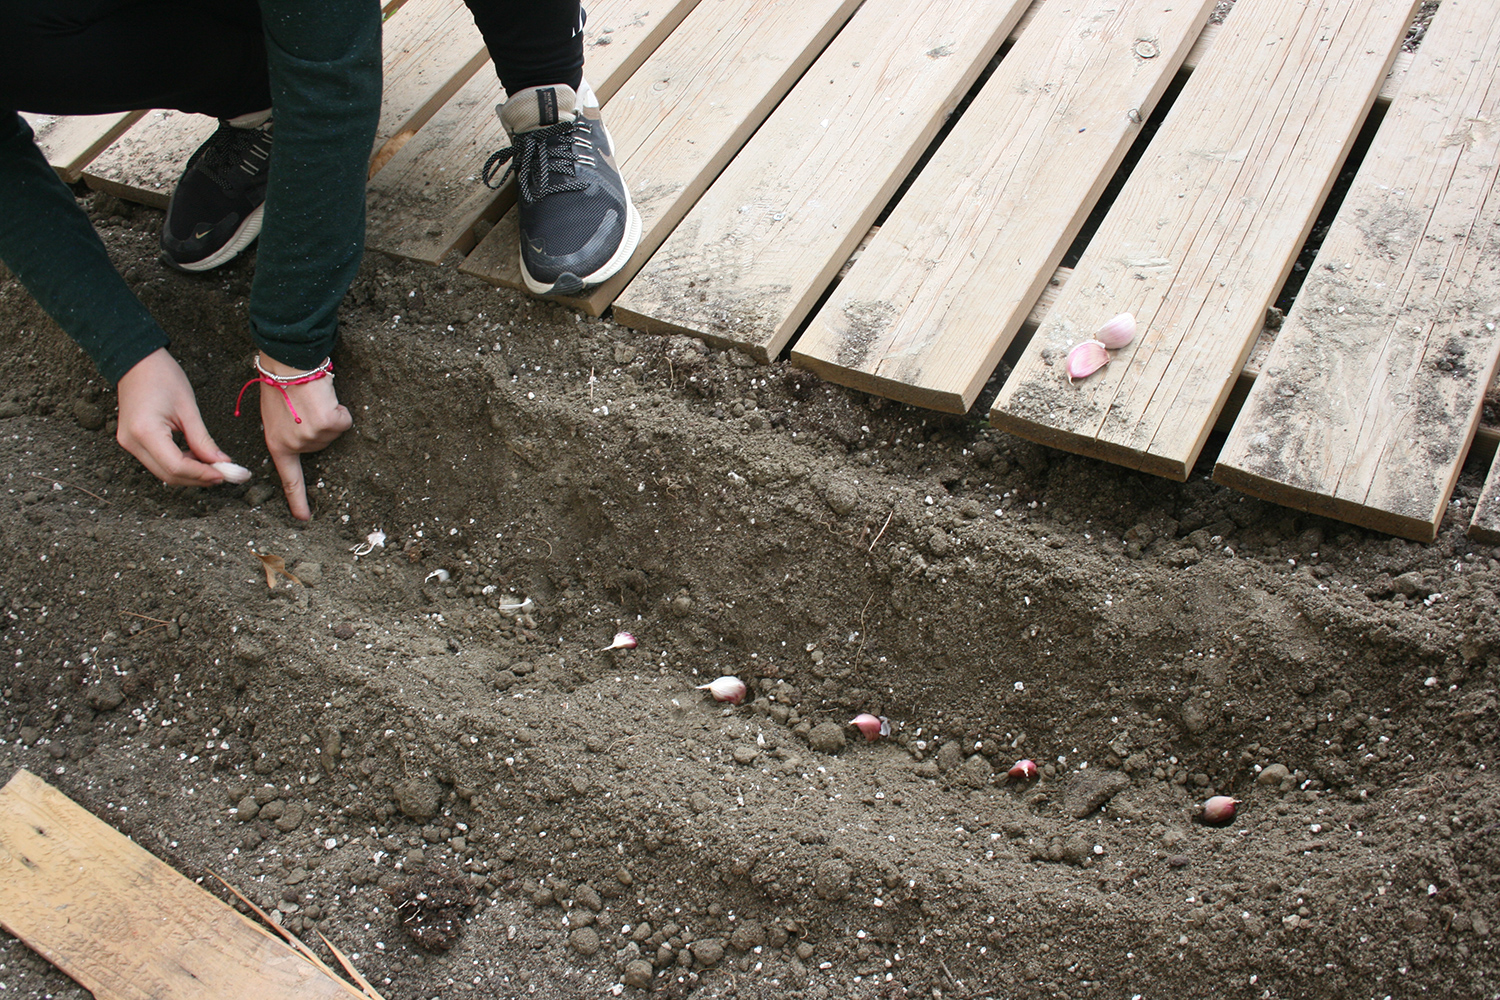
[0,769,366,1000]
[19,111,145,183]
[1214,0,1500,542]
[785,0,1215,406]
[366,0,700,264]
[458,0,865,315]
[611,0,1034,361]
[988,0,1423,479]
[1470,453,1500,543]
[82,0,485,208]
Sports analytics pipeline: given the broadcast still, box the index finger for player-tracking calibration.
[270,446,311,521]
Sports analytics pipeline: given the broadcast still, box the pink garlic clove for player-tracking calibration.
[1008,759,1038,781]
[211,461,252,484]
[1093,312,1137,349]
[849,713,886,741]
[697,675,746,704]
[1066,340,1111,382]
[1202,795,1238,825]
[601,630,637,651]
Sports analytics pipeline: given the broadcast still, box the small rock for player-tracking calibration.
[274,802,304,832]
[244,483,278,507]
[234,796,260,821]
[821,476,859,516]
[813,859,851,901]
[1256,763,1290,787]
[72,399,106,431]
[86,678,125,712]
[1062,769,1132,819]
[688,938,724,966]
[729,921,765,951]
[622,959,654,988]
[732,745,759,765]
[575,883,602,912]
[807,721,845,754]
[394,778,443,821]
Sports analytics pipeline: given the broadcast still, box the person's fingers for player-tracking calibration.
[271,446,311,521]
[119,425,223,487]
[179,412,230,466]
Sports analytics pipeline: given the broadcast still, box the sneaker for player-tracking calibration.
[160,118,273,273]
[482,82,641,296]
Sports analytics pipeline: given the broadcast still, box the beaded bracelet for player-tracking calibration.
[234,354,334,424]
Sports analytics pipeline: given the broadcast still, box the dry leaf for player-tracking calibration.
[254,552,302,589]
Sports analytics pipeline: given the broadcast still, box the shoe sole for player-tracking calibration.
[163,204,264,274]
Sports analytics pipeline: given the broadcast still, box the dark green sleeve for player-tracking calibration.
[0,112,169,383]
[249,0,383,369]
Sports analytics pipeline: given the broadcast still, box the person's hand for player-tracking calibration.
[257,353,352,521]
[116,347,232,486]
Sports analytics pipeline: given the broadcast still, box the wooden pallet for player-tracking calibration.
[30,0,1499,543]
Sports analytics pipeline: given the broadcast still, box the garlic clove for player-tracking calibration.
[424,568,451,584]
[1093,312,1137,349]
[1008,759,1038,781]
[211,461,252,484]
[601,630,637,651]
[1201,795,1238,825]
[696,675,746,704]
[1066,340,1111,382]
[849,713,885,741]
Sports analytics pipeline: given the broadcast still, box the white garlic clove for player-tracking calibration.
[696,675,746,704]
[211,461,252,484]
[1066,340,1111,382]
[424,569,450,584]
[849,713,884,741]
[1093,312,1137,349]
[601,630,638,651]
[1202,795,1238,825]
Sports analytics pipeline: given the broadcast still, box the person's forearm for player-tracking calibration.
[0,112,167,382]
[248,0,382,369]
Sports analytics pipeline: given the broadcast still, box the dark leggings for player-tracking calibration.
[0,0,585,118]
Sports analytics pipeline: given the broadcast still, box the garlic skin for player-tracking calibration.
[424,568,451,584]
[1202,795,1238,825]
[1093,312,1137,349]
[601,630,637,651]
[696,675,746,704]
[849,713,888,741]
[1008,759,1038,781]
[1066,340,1110,382]
[211,461,252,484]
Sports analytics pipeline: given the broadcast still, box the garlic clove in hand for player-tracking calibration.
[1066,340,1111,382]
[1093,312,1137,349]
[849,713,888,741]
[696,675,746,704]
[601,631,637,651]
[211,461,252,484]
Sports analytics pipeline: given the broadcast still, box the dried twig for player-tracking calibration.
[868,509,894,552]
[520,535,554,558]
[28,472,107,504]
[123,611,172,637]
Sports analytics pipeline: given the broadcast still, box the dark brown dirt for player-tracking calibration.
[0,190,1497,1000]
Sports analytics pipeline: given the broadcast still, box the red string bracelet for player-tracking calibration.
[234,355,334,424]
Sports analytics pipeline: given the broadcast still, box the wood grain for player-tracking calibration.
[1214,0,1500,542]
[612,0,1034,361]
[0,770,365,1000]
[989,0,1423,480]
[366,0,700,264]
[19,112,145,183]
[458,0,865,315]
[787,0,1215,408]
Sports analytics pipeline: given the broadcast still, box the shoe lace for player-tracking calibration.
[481,119,591,200]
[200,125,273,193]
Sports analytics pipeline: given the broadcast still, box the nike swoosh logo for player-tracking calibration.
[193,225,216,240]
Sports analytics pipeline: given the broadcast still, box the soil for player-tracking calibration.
[1,189,1498,1000]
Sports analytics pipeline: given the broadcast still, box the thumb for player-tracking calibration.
[270,446,311,521]
[181,411,230,465]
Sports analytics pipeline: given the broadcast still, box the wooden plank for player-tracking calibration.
[1216,0,1500,542]
[988,0,1423,480]
[458,0,865,315]
[1471,452,1500,543]
[0,769,365,1000]
[611,0,1034,361]
[372,0,489,160]
[20,111,146,183]
[366,0,699,264]
[82,0,483,207]
[785,0,1215,407]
